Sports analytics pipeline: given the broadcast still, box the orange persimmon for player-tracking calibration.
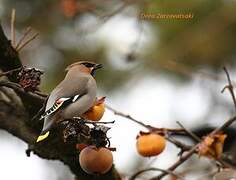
[82,97,105,121]
[136,133,166,157]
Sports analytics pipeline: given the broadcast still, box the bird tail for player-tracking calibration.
[36,131,50,143]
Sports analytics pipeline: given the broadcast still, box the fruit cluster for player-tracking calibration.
[60,116,114,174]
[17,67,43,92]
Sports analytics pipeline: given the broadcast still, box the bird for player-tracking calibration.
[82,96,106,121]
[36,61,103,143]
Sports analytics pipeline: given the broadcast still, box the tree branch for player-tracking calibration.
[221,67,236,111]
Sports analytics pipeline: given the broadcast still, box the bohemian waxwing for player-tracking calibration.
[36,61,102,142]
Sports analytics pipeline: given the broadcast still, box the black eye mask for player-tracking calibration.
[82,63,94,68]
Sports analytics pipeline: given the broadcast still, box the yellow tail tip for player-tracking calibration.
[36,131,50,143]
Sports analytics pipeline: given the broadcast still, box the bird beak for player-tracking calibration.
[94,63,103,70]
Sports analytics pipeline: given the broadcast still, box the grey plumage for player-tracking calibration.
[37,61,101,142]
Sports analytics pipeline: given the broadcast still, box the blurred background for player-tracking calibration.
[1,0,236,179]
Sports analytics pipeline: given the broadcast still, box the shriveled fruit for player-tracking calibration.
[136,133,166,157]
[198,133,227,159]
[79,146,113,174]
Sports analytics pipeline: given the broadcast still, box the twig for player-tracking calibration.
[106,104,188,137]
[106,104,155,130]
[16,32,39,51]
[211,115,236,135]
[154,128,187,136]
[130,167,184,180]
[0,67,22,78]
[176,121,201,142]
[166,136,192,152]
[214,67,236,133]
[11,9,16,47]
[221,67,236,112]
[73,118,115,125]
[151,145,198,180]
[85,120,115,124]
[15,27,32,50]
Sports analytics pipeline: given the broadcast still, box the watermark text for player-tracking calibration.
[140,13,194,20]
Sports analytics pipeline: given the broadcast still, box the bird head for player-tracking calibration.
[66,61,103,76]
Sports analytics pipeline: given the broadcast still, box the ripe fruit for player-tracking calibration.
[136,133,166,157]
[79,146,113,174]
[82,97,105,121]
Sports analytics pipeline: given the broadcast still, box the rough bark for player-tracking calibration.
[0,24,120,180]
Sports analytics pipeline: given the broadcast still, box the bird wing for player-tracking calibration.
[45,76,89,111]
[41,76,89,120]
[40,97,69,120]
[40,94,82,120]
